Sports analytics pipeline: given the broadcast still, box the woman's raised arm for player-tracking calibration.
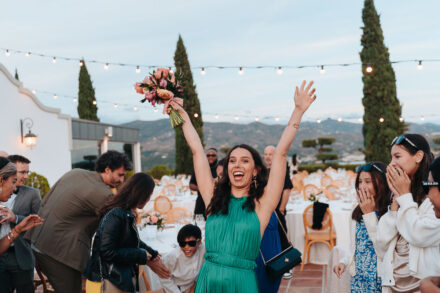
[167,101,215,207]
[259,81,316,222]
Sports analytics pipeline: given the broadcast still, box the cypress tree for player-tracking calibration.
[173,35,204,174]
[360,0,404,163]
[14,68,19,80]
[77,60,99,121]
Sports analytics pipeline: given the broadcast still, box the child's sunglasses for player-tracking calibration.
[178,240,199,247]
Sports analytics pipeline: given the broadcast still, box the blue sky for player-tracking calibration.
[1,0,439,125]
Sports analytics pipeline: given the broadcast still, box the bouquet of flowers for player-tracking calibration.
[135,68,185,128]
[308,191,323,202]
[140,213,165,231]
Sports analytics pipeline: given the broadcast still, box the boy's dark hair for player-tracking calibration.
[217,159,225,168]
[8,155,31,164]
[177,224,202,243]
[95,150,132,173]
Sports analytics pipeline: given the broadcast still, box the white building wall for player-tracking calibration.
[0,63,72,185]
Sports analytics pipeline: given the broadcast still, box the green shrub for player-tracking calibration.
[25,172,50,199]
[147,164,173,179]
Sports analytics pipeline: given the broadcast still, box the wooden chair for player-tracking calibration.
[154,195,173,214]
[166,207,192,224]
[162,184,177,197]
[302,184,320,200]
[323,184,339,200]
[301,204,337,271]
[320,175,333,187]
[34,262,55,293]
[139,265,152,292]
[291,176,304,193]
[332,179,346,188]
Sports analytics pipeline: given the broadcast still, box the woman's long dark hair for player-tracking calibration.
[352,162,391,222]
[99,173,155,217]
[206,144,268,215]
[393,133,433,206]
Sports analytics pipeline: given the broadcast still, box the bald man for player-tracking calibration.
[0,151,8,157]
[264,145,293,278]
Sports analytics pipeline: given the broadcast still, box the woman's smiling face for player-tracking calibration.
[227,148,257,190]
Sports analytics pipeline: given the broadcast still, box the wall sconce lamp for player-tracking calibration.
[20,118,37,147]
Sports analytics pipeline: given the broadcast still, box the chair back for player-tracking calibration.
[324,184,339,200]
[320,175,333,187]
[332,179,346,188]
[162,184,177,197]
[154,195,173,214]
[302,204,333,235]
[291,176,305,193]
[166,207,192,224]
[302,184,320,200]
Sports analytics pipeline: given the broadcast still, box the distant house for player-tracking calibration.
[0,63,141,185]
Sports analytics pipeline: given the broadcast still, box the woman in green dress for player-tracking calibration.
[166,80,317,292]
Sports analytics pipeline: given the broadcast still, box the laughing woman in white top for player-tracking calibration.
[377,134,440,293]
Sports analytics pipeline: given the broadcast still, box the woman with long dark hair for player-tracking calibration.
[166,81,316,292]
[333,162,391,292]
[84,173,171,293]
[376,134,440,292]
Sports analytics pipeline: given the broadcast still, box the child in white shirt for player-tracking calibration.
[160,224,205,293]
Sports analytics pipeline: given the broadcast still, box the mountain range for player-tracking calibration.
[122,119,440,170]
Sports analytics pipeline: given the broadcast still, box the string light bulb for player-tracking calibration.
[275,117,280,122]
[136,66,140,73]
[358,118,363,122]
[169,67,174,74]
[194,113,199,118]
[366,65,373,74]
[79,60,84,67]
[337,117,342,122]
[5,49,10,57]
[317,119,321,124]
[52,57,57,63]
[53,94,58,100]
[201,67,206,75]
[25,52,31,57]
[104,63,109,70]
[234,115,239,120]
[32,89,36,94]
[255,117,260,122]
[420,116,425,121]
[92,100,97,105]
[399,117,404,122]
[113,103,118,108]
[238,67,244,75]
[277,67,283,75]
[215,114,219,119]
[417,60,423,70]
[379,117,384,123]
[154,108,158,112]
[320,65,325,74]
[73,98,78,103]
[133,106,138,111]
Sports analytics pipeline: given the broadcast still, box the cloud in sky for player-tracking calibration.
[0,0,439,125]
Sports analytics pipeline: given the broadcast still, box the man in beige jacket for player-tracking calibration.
[26,150,131,293]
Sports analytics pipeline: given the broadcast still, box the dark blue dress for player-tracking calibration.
[255,212,282,293]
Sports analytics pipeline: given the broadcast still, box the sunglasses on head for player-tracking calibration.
[178,240,199,247]
[207,154,217,157]
[355,163,384,174]
[391,136,418,149]
[422,181,440,194]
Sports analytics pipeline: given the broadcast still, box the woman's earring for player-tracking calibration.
[0,187,2,195]
[252,176,257,189]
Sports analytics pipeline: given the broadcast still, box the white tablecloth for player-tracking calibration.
[143,190,197,215]
[285,199,354,265]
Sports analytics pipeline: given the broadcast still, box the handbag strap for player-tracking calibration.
[259,211,294,265]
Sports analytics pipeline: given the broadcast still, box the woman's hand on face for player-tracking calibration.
[294,80,317,114]
[386,165,411,197]
[333,263,345,278]
[357,188,375,214]
[0,206,16,224]
[15,214,43,233]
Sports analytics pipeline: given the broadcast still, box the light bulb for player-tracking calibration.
[275,117,280,121]
[32,89,36,94]
[366,65,373,73]
[234,116,239,120]
[136,66,140,73]
[133,106,138,111]
[358,118,363,122]
[238,67,244,75]
[255,117,260,122]
[337,117,342,122]
[53,94,58,99]
[201,67,206,75]
[113,103,118,108]
[104,63,109,70]
[169,67,174,74]
[5,50,10,56]
[320,65,325,74]
[154,108,158,112]
[277,67,283,75]
[194,113,199,118]
[79,60,84,67]
[317,119,321,124]
[420,116,425,121]
[25,52,31,57]
[379,117,384,123]
[215,114,219,119]
[417,60,423,70]
[52,57,56,63]
[73,98,78,103]
[92,100,97,105]
[399,117,404,122]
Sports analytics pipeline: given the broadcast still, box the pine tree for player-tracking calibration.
[360,0,404,163]
[173,35,204,174]
[14,68,19,80]
[77,60,99,121]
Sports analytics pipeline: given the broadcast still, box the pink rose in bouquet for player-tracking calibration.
[150,215,158,224]
[135,68,185,128]
[140,213,165,230]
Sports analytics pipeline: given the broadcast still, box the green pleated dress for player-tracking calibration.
[195,194,261,293]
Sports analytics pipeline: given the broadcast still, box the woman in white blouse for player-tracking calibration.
[376,134,440,292]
